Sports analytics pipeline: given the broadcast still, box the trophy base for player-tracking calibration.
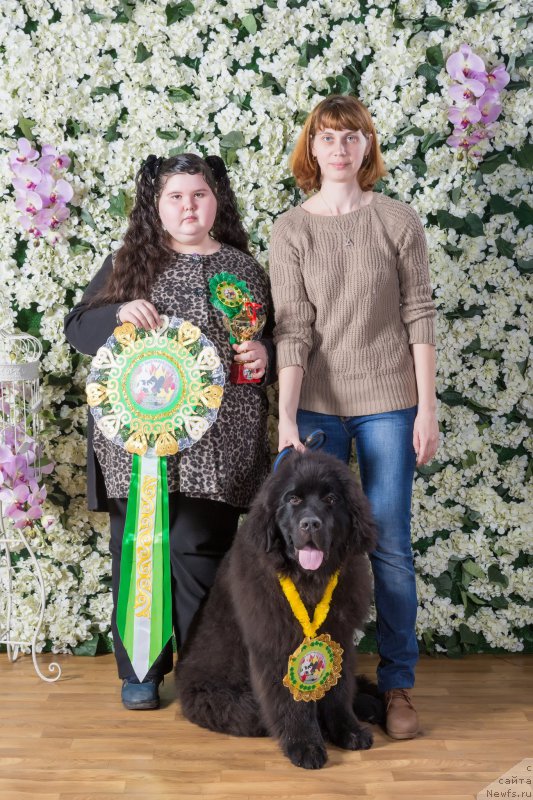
[230,362,261,385]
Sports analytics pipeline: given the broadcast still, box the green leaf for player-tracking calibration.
[444,632,462,657]
[516,52,533,68]
[495,236,515,258]
[332,75,352,95]
[464,212,484,237]
[156,128,179,140]
[490,596,508,609]
[436,210,465,231]
[465,0,504,16]
[417,460,446,475]
[515,201,533,227]
[488,564,509,587]
[450,186,461,205]
[103,119,120,142]
[167,86,194,102]
[396,124,425,139]
[489,195,515,214]
[416,63,441,91]
[219,130,245,150]
[91,85,121,97]
[513,142,533,170]
[459,623,482,645]
[478,150,509,174]
[461,450,478,468]
[241,13,257,34]
[516,14,532,29]
[17,117,36,140]
[517,258,533,274]
[69,237,93,255]
[73,634,99,656]
[462,560,485,579]
[80,208,97,229]
[135,42,152,63]
[261,73,283,94]
[82,7,107,22]
[443,243,463,256]
[422,16,451,29]
[420,131,447,152]
[507,80,529,91]
[434,572,452,597]
[426,44,444,67]
[108,190,128,217]
[165,2,195,25]
[463,335,481,354]
[466,591,486,605]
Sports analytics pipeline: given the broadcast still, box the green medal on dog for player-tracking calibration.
[86,315,224,681]
[278,571,343,702]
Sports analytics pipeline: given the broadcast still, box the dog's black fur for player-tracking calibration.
[176,451,381,769]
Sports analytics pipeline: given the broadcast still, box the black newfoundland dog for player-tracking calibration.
[176,450,380,769]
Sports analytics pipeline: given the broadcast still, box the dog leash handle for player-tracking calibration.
[272,429,326,473]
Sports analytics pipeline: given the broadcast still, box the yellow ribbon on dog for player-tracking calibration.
[278,571,343,702]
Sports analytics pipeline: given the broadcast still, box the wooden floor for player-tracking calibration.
[0,653,531,800]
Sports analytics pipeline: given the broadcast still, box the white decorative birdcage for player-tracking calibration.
[0,329,61,681]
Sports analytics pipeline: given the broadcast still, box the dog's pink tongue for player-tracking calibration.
[298,546,324,570]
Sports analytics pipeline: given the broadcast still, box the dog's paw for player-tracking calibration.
[334,724,373,751]
[286,740,328,770]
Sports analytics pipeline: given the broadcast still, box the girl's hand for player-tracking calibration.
[232,340,267,380]
[278,417,305,453]
[118,300,162,330]
[413,408,439,466]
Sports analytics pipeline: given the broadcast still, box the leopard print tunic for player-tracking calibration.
[92,244,273,508]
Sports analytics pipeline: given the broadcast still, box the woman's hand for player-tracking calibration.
[413,407,439,466]
[118,300,162,330]
[278,416,305,453]
[232,340,267,380]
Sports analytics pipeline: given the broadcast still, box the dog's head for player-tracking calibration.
[246,451,376,573]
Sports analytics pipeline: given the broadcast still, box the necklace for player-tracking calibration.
[278,571,343,702]
[319,192,365,247]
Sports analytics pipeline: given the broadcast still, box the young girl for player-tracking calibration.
[65,153,275,709]
[269,95,439,739]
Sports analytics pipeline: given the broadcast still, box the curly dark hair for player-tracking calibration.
[90,153,250,305]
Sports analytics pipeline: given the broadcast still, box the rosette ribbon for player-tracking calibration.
[116,454,172,681]
[86,316,224,681]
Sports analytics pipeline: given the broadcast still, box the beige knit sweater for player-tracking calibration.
[269,192,436,416]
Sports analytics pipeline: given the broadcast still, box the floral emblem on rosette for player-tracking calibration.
[283,634,343,702]
[86,315,225,458]
[209,272,252,318]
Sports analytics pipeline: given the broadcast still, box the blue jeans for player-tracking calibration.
[296,406,419,692]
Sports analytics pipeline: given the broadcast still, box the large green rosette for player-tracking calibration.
[86,315,224,681]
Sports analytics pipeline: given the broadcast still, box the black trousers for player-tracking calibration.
[108,492,244,681]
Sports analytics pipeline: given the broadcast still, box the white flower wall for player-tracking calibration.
[0,0,531,656]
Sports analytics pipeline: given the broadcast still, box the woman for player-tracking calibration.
[269,95,438,740]
[65,153,275,710]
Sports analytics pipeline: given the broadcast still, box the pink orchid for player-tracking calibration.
[11,163,43,191]
[486,64,510,91]
[35,203,70,229]
[36,175,73,207]
[448,104,482,129]
[19,215,48,237]
[0,426,52,532]
[41,145,71,170]
[8,138,39,168]
[449,80,486,105]
[446,131,475,150]
[477,88,502,124]
[15,189,43,215]
[446,44,486,81]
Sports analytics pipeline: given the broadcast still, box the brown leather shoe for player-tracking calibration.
[384,688,419,739]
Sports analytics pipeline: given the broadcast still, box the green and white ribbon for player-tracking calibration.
[116,454,172,681]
